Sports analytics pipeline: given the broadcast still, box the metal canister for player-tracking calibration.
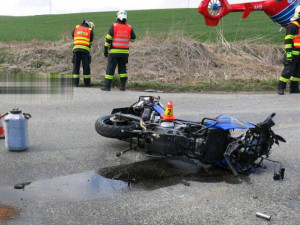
[4,109,31,151]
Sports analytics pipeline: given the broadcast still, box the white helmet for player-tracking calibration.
[117,10,127,21]
[89,21,95,30]
[82,19,91,27]
[291,6,300,21]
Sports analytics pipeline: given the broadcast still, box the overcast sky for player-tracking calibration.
[0,0,255,16]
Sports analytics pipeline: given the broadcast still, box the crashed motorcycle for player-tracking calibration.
[95,96,286,178]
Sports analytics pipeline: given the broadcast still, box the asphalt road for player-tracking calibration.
[0,88,299,225]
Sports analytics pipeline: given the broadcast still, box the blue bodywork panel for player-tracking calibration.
[206,115,255,130]
[153,104,165,115]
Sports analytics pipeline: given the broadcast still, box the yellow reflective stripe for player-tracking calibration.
[89,28,92,31]
[74,41,90,45]
[292,21,299,26]
[285,35,296,40]
[73,74,80,78]
[294,43,300,47]
[119,73,128,78]
[290,76,300,81]
[105,42,111,47]
[76,25,80,28]
[280,76,289,82]
[84,75,91,78]
[53,74,72,78]
[73,45,90,52]
[64,74,73,78]
[292,50,300,55]
[105,74,114,80]
[285,44,293,48]
[106,34,113,40]
[109,49,129,54]
[74,37,90,41]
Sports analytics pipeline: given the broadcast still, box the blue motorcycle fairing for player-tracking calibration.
[153,104,165,115]
[205,115,255,130]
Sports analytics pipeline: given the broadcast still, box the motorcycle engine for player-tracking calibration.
[145,125,194,155]
[195,129,230,161]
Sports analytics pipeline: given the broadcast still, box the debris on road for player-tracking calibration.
[0,114,5,140]
[181,179,190,186]
[14,182,31,190]
[256,212,271,221]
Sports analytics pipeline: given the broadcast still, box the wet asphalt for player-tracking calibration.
[0,88,299,225]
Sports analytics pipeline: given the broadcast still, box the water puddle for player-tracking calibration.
[0,171,128,202]
[0,159,247,202]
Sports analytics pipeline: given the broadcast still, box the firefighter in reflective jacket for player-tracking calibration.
[278,6,300,95]
[71,20,94,87]
[101,10,136,91]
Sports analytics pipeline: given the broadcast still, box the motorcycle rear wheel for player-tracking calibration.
[95,115,136,139]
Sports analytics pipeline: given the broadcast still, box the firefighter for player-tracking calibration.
[277,6,300,95]
[101,10,136,91]
[71,20,94,87]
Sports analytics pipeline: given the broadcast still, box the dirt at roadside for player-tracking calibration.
[0,205,18,222]
[0,32,284,84]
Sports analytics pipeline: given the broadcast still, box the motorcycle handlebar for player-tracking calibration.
[259,113,276,128]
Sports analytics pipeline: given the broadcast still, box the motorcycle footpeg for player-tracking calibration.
[116,146,138,157]
[145,154,164,159]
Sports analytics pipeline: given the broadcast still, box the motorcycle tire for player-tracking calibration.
[95,115,136,139]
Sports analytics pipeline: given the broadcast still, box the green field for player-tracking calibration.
[0,9,284,43]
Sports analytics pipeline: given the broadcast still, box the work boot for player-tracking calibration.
[120,77,127,91]
[290,81,300,93]
[277,81,286,95]
[278,89,284,95]
[84,78,91,87]
[101,79,112,91]
[101,86,111,91]
[73,78,79,87]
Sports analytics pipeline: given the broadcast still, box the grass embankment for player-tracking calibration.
[0,9,285,92]
[0,9,284,43]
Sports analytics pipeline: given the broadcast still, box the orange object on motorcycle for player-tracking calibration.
[161,101,177,121]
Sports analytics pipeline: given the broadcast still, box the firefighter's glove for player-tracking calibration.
[286,52,292,62]
[104,47,108,58]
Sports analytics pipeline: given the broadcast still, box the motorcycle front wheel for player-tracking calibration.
[95,115,137,139]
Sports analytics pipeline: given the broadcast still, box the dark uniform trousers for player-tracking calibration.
[104,55,128,88]
[72,52,91,86]
[278,55,300,91]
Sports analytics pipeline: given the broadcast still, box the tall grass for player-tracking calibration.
[0,30,283,89]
